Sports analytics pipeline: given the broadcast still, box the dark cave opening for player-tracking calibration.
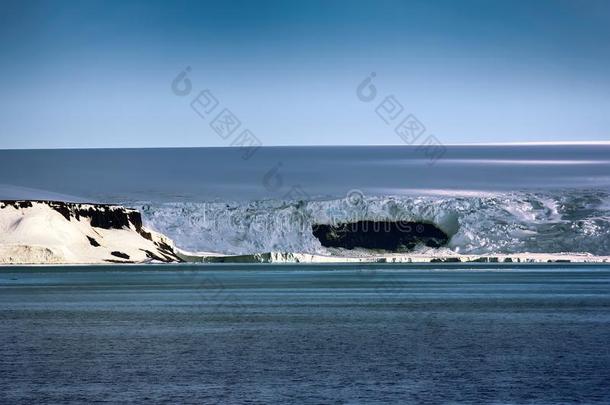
[312,220,450,251]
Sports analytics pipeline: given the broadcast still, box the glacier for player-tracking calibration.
[136,190,610,256]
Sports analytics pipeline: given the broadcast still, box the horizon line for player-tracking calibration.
[1,140,610,151]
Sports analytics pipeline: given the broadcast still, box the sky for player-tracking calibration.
[0,0,609,149]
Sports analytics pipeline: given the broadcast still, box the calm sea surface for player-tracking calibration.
[1,264,610,404]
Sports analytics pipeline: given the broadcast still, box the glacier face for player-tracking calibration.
[135,190,610,256]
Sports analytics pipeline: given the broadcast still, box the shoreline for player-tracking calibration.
[2,261,610,270]
[2,251,608,266]
[177,250,610,264]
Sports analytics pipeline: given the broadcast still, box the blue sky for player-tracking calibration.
[1,0,609,148]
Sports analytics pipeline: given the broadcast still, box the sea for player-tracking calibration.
[1,145,610,403]
[1,264,610,404]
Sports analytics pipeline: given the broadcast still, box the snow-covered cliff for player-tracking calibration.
[0,201,181,264]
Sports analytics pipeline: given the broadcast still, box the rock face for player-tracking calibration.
[312,220,449,251]
[0,201,181,264]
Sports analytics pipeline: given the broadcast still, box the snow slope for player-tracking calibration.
[0,201,180,264]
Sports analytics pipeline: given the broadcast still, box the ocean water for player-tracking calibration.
[1,145,609,255]
[1,264,610,404]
